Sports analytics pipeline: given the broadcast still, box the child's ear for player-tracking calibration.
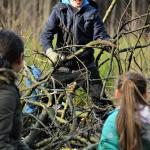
[143,91,147,99]
[17,53,24,65]
[13,52,24,73]
[114,89,121,99]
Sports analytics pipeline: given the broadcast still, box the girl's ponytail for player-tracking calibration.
[117,79,141,150]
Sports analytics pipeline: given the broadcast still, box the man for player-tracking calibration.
[40,0,113,119]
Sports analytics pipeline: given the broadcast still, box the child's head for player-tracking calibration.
[115,72,147,105]
[0,29,24,72]
[70,0,84,8]
[116,72,148,150]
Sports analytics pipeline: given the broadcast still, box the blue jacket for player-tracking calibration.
[98,109,119,150]
[40,2,109,68]
[22,65,42,114]
[98,108,150,150]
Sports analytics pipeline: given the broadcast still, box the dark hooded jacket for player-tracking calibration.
[0,69,31,150]
[40,2,109,69]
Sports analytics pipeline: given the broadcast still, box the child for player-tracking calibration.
[0,30,31,149]
[98,72,150,150]
[23,65,42,114]
[41,0,112,120]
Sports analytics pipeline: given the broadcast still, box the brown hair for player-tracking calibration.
[116,72,149,150]
[0,29,24,69]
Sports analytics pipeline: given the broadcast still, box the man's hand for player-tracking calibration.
[46,48,65,65]
[100,39,117,52]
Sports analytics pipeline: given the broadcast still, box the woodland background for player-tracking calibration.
[0,0,150,149]
[0,0,150,36]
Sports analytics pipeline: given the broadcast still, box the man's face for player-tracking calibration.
[71,0,84,8]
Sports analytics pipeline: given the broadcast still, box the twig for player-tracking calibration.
[103,0,119,23]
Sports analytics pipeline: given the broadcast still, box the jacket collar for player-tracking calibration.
[0,68,17,84]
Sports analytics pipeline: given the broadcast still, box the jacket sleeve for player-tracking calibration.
[0,89,17,150]
[15,140,33,150]
[98,110,119,150]
[40,7,60,52]
[93,11,110,40]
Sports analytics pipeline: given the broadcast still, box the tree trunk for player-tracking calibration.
[131,0,136,30]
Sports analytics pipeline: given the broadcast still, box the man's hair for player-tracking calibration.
[0,29,24,68]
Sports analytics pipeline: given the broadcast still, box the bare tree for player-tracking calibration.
[131,0,136,30]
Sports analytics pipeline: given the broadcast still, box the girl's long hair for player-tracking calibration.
[116,72,149,150]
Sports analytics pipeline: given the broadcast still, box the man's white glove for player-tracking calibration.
[46,48,65,65]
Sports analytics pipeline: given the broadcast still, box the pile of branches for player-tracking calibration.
[20,40,116,150]
[20,35,150,149]
[22,81,102,150]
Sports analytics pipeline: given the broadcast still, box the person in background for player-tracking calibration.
[0,29,32,150]
[22,65,42,114]
[98,72,150,150]
[40,0,114,120]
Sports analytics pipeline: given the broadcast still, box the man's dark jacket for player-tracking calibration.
[0,69,31,150]
[40,2,109,69]
[88,0,98,9]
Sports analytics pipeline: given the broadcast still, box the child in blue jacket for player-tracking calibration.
[98,72,150,150]
[41,0,113,120]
